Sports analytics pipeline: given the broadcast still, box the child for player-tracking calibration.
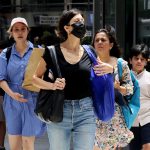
[129,44,150,150]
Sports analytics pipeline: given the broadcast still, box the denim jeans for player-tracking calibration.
[46,97,96,150]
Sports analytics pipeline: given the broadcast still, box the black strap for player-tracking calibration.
[5,44,41,63]
[6,46,12,63]
[47,45,62,78]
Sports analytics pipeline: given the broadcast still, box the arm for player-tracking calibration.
[0,50,27,102]
[32,58,65,90]
[115,61,133,95]
[0,80,27,102]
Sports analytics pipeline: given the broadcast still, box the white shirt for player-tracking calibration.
[132,69,150,127]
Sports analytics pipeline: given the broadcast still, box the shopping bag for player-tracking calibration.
[22,48,45,92]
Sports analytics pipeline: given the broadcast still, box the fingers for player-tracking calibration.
[93,63,113,75]
[13,93,28,102]
[54,78,66,90]
[97,58,102,63]
[18,98,28,102]
[114,80,120,89]
[93,65,107,76]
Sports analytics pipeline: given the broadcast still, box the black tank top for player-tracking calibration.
[43,44,94,100]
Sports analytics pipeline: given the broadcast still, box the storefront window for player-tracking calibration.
[0,0,93,47]
[105,0,116,28]
[137,0,150,46]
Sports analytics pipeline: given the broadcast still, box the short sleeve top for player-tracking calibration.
[0,41,37,99]
[43,44,94,100]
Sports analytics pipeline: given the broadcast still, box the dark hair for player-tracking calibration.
[92,25,121,58]
[129,44,149,60]
[58,8,82,42]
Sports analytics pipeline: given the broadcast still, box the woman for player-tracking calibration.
[92,25,134,150]
[33,9,114,150]
[0,17,45,150]
[129,44,150,150]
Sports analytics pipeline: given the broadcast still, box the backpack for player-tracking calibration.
[117,58,140,129]
[0,47,12,96]
[82,45,115,121]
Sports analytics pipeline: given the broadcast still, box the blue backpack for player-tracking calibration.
[117,58,140,129]
[83,45,115,122]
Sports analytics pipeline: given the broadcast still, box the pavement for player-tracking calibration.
[5,133,129,150]
[5,132,50,150]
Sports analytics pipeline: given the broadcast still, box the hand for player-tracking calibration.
[114,80,126,95]
[114,80,120,90]
[93,60,113,76]
[52,78,66,90]
[12,92,28,102]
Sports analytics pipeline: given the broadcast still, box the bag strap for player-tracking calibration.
[117,58,132,109]
[47,45,62,78]
[117,58,124,80]
[82,45,98,65]
[5,44,41,64]
[6,46,12,63]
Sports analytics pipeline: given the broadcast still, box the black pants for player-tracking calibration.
[129,123,150,150]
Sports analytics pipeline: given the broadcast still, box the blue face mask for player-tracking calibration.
[71,22,86,39]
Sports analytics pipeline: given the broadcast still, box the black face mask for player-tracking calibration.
[71,22,86,39]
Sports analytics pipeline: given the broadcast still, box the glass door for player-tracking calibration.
[137,0,150,46]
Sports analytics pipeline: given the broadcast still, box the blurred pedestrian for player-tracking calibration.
[129,44,150,150]
[0,17,45,150]
[92,25,134,150]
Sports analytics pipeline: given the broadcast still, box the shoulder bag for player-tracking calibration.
[117,58,140,129]
[82,45,115,122]
[35,46,64,123]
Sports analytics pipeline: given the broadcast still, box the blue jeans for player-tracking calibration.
[46,97,96,150]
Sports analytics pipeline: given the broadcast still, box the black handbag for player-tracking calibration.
[35,46,64,123]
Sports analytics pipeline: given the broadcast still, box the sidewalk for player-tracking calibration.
[5,132,49,150]
[5,133,129,150]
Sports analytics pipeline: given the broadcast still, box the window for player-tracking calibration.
[137,0,150,46]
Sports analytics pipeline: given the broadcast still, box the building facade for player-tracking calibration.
[0,0,150,59]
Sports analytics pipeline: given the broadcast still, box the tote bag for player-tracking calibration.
[35,46,64,123]
[22,48,45,92]
[82,45,115,121]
